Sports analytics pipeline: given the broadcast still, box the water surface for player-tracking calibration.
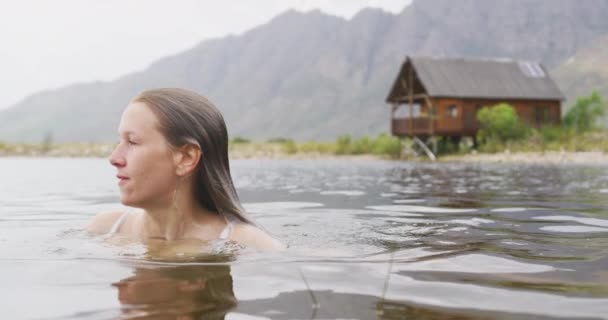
[1,157,608,319]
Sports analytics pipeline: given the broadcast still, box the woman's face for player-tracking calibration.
[109,101,178,208]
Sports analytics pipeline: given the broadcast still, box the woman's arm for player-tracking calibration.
[231,224,286,251]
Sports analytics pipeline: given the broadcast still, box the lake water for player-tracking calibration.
[2,157,608,320]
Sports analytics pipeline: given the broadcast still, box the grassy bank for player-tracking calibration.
[437,128,608,164]
[228,134,401,159]
[425,128,608,156]
[477,128,608,154]
[0,142,114,157]
[0,133,402,159]
[1,130,606,161]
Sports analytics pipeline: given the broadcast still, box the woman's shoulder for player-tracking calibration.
[230,223,286,251]
[86,210,128,234]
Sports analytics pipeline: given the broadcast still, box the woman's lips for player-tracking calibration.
[117,175,130,186]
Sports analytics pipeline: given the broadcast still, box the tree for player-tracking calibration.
[563,91,606,133]
[477,103,528,144]
[42,131,54,153]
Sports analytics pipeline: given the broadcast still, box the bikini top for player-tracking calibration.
[107,211,235,240]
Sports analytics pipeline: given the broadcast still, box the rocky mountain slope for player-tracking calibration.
[2,0,608,142]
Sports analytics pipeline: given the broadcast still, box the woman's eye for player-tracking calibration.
[127,140,137,145]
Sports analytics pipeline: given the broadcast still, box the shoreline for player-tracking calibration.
[1,148,607,165]
[439,150,608,165]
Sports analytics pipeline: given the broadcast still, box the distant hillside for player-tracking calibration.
[2,0,608,142]
[553,34,608,126]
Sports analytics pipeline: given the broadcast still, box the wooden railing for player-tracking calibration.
[391,117,484,136]
[391,118,432,136]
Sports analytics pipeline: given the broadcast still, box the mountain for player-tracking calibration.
[2,0,608,142]
[553,33,608,116]
[553,34,608,126]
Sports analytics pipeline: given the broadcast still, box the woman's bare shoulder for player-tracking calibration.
[86,210,126,234]
[230,224,286,251]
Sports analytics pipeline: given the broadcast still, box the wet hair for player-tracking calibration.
[133,88,251,224]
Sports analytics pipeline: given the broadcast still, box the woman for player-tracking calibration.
[87,88,284,251]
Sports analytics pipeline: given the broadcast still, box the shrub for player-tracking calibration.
[230,136,251,144]
[335,135,352,154]
[539,125,562,143]
[477,103,529,145]
[299,141,334,153]
[351,136,372,154]
[281,139,297,154]
[266,137,291,143]
[371,133,402,157]
[563,91,607,133]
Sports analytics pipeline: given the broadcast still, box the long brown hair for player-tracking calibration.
[133,88,251,224]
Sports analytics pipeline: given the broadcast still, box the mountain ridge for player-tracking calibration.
[2,0,608,142]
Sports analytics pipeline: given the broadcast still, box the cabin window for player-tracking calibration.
[447,104,458,118]
[518,61,546,78]
[534,106,550,124]
[394,103,420,119]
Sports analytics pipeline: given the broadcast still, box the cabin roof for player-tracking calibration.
[387,56,565,102]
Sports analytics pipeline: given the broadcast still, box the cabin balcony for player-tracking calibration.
[392,117,478,137]
[391,117,432,136]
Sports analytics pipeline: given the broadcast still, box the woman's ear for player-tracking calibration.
[174,144,202,177]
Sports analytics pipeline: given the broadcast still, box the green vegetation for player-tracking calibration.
[475,92,608,153]
[41,132,54,153]
[333,134,402,157]
[297,141,334,154]
[281,139,298,154]
[228,133,403,159]
[229,136,251,144]
[0,141,114,157]
[511,127,608,153]
[563,90,607,133]
[265,137,291,143]
[335,135,352,155]
[476,103,529,152]
[372,134,403,156]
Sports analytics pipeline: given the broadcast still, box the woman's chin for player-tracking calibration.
[119,195,138,207]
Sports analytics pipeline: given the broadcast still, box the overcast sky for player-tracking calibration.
[0,0,409,110]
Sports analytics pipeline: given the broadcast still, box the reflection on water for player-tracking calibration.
[113,264,236,320]
[1,158,608,319]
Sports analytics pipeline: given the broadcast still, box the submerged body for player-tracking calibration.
[88,210,283,251]
[87,88,284,251]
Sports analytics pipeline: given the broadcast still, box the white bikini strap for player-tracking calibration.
[108,212,129,235]
[219,220,234,240]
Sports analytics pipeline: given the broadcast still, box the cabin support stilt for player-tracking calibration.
[412,136,436,161]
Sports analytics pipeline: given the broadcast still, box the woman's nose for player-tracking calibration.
[108,145,126,167]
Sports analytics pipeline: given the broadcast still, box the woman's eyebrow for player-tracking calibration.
[118,130,137,137]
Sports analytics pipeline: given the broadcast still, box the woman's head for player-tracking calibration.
[109,88,249,223]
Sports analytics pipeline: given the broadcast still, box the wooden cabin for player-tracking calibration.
[385,56,564,142]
